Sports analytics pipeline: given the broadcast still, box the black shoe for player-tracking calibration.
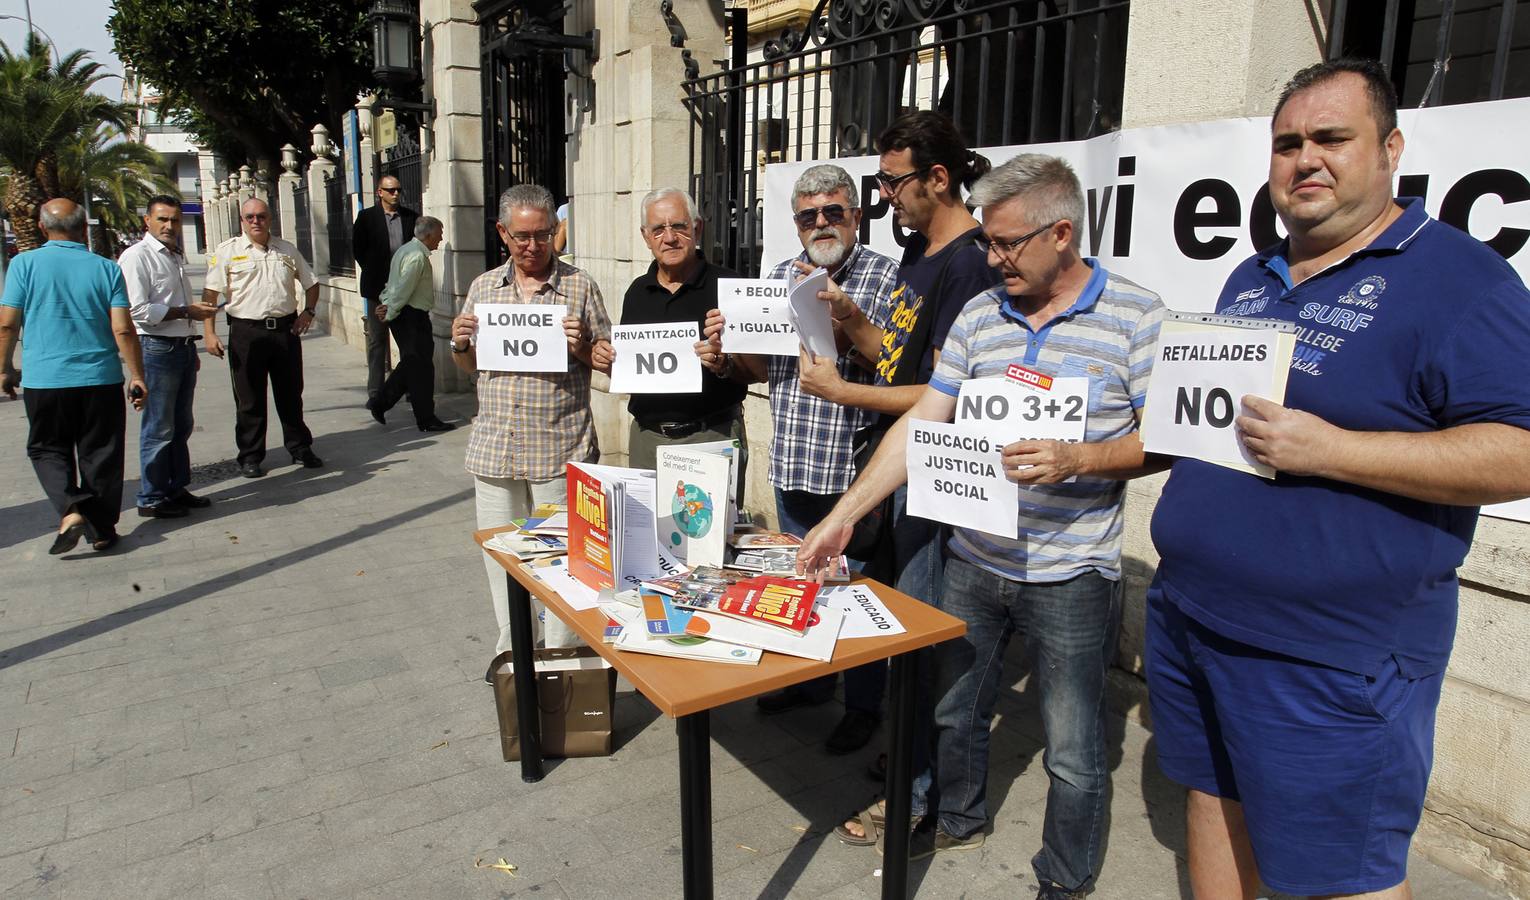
[825,709,881,755]
[756,686,832,716]
[171,490,211,509]
[291,450,323,468]
[1036,881,1086,900]
[91,531,120,552]
[366,398,386,425]
[418,419,456,433]
[240,461,265,478]
[137,501,189,519]
[49,518,89,555]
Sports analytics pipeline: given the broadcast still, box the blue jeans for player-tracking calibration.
[775,488,885,713]
[137,337,198,508]
[929,556,1120,892]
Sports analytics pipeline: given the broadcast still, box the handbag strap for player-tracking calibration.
[887,232,977,388]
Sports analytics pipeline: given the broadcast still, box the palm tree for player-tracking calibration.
[0,35,133,251]
[58,123,177,254]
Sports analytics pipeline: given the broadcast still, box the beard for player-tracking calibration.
[805,230,849,268]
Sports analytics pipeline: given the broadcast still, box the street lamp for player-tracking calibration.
[369,0,421,90]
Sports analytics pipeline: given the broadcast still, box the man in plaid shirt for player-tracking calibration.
[701,164,899,753]
[450,184,613,653]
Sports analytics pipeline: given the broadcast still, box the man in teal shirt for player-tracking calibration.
[0,199,147,553]
[370,215,451,431]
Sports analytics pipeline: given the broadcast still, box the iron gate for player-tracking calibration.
[476,0,573,269]
[683,0,1129,276]
[380,126,424,215]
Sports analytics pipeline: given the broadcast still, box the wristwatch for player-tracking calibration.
[301,307,317,316]
[450,339,471,353]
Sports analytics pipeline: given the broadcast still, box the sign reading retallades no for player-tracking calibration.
[905,419,1017,539]
[474,303,568,373]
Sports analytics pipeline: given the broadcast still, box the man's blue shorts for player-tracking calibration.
[1145,584,1444,896]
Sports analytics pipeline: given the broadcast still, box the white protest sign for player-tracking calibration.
[718,278,798,356]
[609,323,703,394]
[1141,323,1293,478]
[956,375,1089,443]
[905,418,1018,538]
[819,584,906,640]
[787,267,837,358]
[474,303,568,373]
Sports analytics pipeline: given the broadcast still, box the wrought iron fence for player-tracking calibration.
[325,167,355,276]
[266,182,283,238]
[683,0,1129,275]
[380,127,424,215]
[1329,0,1528,106]
[292,181,313,267]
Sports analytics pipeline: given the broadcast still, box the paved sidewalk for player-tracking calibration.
[0,330,1505,899]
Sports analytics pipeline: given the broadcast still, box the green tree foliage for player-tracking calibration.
[109,0,375,166]
[59,122,178,254]
[0,35,134,251]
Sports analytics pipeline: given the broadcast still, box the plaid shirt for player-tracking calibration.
[462,260,613,481]
[765,243,900,493]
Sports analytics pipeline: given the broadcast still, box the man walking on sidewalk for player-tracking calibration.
[0,199,147,553]
[354,175,417,411]
[372,215,452,431]
[120,194,220,518]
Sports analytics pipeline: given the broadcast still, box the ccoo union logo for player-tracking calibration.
[1342,275,1385,309]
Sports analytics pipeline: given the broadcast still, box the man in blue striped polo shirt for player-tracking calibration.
[799,154,1163,899]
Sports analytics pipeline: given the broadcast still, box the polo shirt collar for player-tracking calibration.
[640,253,710,291]
[44,240,86,250]
[496,259,567,298]
[1257,197,1429,290]
[997,257,1108,327]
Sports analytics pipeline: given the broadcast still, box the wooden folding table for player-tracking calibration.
[476,527,965,899]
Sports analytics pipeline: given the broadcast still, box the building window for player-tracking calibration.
[1330,0,1529,105]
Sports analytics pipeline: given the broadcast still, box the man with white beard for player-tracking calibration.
[700,164,900,753]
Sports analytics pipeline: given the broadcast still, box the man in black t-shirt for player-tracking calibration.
[603,188,750,476]
[758,112,999,756]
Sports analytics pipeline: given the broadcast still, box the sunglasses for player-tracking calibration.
[874,167,929,192]
[793,204,850,229]
[241,213,269,222]
[378,186,400,194]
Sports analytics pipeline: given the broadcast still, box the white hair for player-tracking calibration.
[640,187,699,224]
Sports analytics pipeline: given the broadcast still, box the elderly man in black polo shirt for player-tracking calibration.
[602,188,749,473]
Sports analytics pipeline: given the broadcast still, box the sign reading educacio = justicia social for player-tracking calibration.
[905,419,1018,539]
[763,97,1530,315]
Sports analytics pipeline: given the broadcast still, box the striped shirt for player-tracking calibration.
[765,243,900,493]
[462,259,613,481]
[930,260,1164,583]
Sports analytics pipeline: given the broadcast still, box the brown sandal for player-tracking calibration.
[832,798,919,847]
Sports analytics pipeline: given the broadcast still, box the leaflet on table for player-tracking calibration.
[612,624,763,665]
[1140,316,1296,478]
[608,323,703,394]
[657,445,732,568]
[483,529,567,559]
[472,303,569,373]
[525,556,602,611]
[956,375,1089,484]
[905,418,1019,539]
[818,584,907,639]
[640,589,695,637]
[786,267,836,358]
[686,603,845,662]
[566,462,664,592]
[729,531,802,549]
[717,277,799,356]
[521,511,568,535]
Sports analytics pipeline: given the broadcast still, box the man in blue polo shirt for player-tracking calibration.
[1147,59,1530,899]
[0,199,148,554]
[798,154,1164,898]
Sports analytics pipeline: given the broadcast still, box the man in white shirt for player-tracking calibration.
[119,195,220,517]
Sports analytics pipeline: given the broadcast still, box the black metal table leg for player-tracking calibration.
[677,710,713,900]
[882,651,918,899]
[506,572,542,782]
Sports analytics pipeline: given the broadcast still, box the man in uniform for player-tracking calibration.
[798,154,1164,898]
[1147,59,1530,900]
[353,174,417,413]
[120,194,219,517]
[203,197,324,479]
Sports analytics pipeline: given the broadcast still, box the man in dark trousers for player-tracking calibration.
[0,199,147,553]
[352,174,417,413]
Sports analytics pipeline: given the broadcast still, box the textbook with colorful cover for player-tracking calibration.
[668,566,758,612]
[566,462,662,592]
[686,602,845,662]
[713,576,821,635]
[656,445,733,568]
[640,589,695,637]
[612,622,763,665]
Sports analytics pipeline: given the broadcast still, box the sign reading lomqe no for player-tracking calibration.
[474,303,568,373]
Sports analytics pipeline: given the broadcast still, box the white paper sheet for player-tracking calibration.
[718,277,798,356]
[786,267,837,359]
[819,584,907,640]
[474,303,569,373]
[905,418,1019,539]
[526,556,603,611]
[609,322,704,393]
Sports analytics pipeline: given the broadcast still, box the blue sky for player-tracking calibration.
[0,0,123,81]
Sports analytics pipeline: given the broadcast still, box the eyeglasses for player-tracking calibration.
[792,204,850,229]
[874,167,929,192]
[646,221,693,239]
[508,230,554,246]
[241,213,269,222]
[377,186,400,195]
[974,221,1058,258]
